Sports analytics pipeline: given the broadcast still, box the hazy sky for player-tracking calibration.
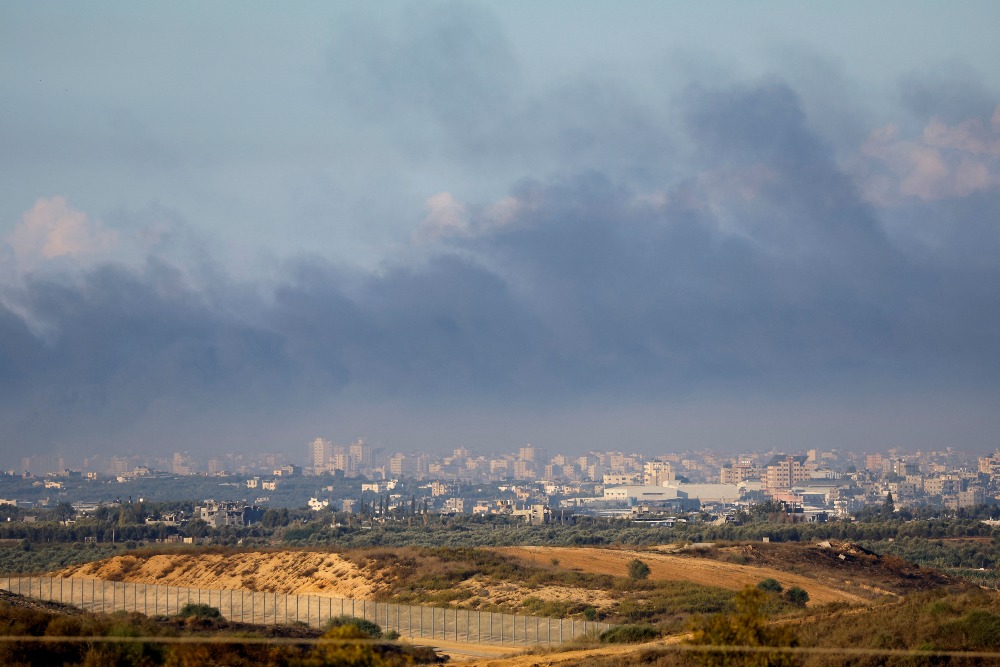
[2,2,1000,461]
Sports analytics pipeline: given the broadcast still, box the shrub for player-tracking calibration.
[176,603,222,619]
[324,614,384,639]
[627,558,651,580]
[599,624,660,644]
[756,578,783,593]
[784,587,809,607]
[688,586,800,667]
[947,610,1000,649]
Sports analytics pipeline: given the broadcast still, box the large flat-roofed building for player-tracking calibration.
[603,486,686,502]
[665,483,740,503]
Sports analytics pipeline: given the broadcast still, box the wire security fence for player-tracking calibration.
[0,576,612,647]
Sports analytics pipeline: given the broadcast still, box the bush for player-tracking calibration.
[323,614,384,639]
[627,558,651,580]
[599,624,660,644]
[688,586,800,667]
[784,586,809,607]
[757,578,783,593]
[176,603,222,619]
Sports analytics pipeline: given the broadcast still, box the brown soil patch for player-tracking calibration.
[497,546,864,606]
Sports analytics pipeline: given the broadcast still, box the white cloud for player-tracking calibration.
[7,196,117,271]
[861,105,1000,203]
[412,192,470,243]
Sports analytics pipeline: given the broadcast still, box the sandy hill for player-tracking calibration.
[58,551,384,598]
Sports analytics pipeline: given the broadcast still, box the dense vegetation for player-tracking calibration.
[0,598,441,667]
[547,587,1000,666]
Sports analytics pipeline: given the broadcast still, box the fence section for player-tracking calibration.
[0,576,611,647]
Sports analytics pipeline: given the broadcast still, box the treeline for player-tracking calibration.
[3,508,997,549]
[277,513,998,549]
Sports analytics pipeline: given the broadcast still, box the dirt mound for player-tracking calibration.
[707,540,958,596]
[0,588,84,615]
[57,550,384,598]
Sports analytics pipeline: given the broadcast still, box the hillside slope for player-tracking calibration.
[59,551,383,598]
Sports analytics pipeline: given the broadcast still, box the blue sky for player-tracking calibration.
[2,2,1000,460]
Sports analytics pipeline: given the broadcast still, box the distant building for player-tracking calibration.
[666,483,740,503]
[441,497,466,514]
[196,502,264,527]
[603,485,685,503]
[763,456,810,495]
[643,460,674,486]
[512,503,550,524]
[308,497,330,511]
[311,438,334,473]
[603,473,642,486]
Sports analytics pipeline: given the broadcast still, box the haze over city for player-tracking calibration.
[2,2,1000,461]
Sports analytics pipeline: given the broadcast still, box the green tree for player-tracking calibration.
[883,491,895,516]
[688,586,801,667]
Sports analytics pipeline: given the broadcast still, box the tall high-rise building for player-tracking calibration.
[311,438,334,473]
[349,439,372,471]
